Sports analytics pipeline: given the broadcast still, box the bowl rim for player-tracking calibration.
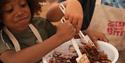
[97,41,119,63]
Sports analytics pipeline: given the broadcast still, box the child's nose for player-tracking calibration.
[15,10,24,18]
[15,6,25,17]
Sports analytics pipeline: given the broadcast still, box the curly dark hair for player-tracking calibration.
[0,0,43,30]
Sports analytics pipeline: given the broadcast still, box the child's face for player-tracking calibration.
[2,0,31,32]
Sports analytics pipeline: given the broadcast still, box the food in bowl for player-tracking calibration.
[80,42,112,63]
[47,39,118,63]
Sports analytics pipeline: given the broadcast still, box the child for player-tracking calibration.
[0,0,84,63]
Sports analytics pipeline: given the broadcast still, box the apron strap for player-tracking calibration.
[3,24,43,51]
[29,24,43,42]
[4,24,47,63]
[4,28,21,51]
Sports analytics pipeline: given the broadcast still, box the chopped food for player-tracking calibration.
[82,43,111,63]
[48,40,111,63]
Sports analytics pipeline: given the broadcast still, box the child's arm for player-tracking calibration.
[0,21,76,63]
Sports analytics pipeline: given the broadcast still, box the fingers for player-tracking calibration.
[91,35,108,42]
[90,36,98,47]
[64,21,77,35]
[99,34,109,42]
[64,14,83,33]
[79,54,90,63]
[87,29,109,43]
[91,36,98,43]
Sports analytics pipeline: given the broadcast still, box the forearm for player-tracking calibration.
[0,34,65,63]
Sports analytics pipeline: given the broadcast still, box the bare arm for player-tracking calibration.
[0,34,64,63]
[0,21,76,63]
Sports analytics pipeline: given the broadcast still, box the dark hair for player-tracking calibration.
[0,0,43,30]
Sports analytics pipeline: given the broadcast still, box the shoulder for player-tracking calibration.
[31,17,46,24]
[31,17,54,27]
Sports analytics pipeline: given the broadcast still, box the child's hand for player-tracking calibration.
[87,29,108,43]
[56,21,76,42]
[65,0,83,33]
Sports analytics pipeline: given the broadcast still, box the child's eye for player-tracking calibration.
[20,1,27,7]
[4,6,13,13]
[6,8,13,13]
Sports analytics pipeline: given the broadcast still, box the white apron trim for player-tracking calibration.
[4,28,21,51]
[3,24,47,63]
